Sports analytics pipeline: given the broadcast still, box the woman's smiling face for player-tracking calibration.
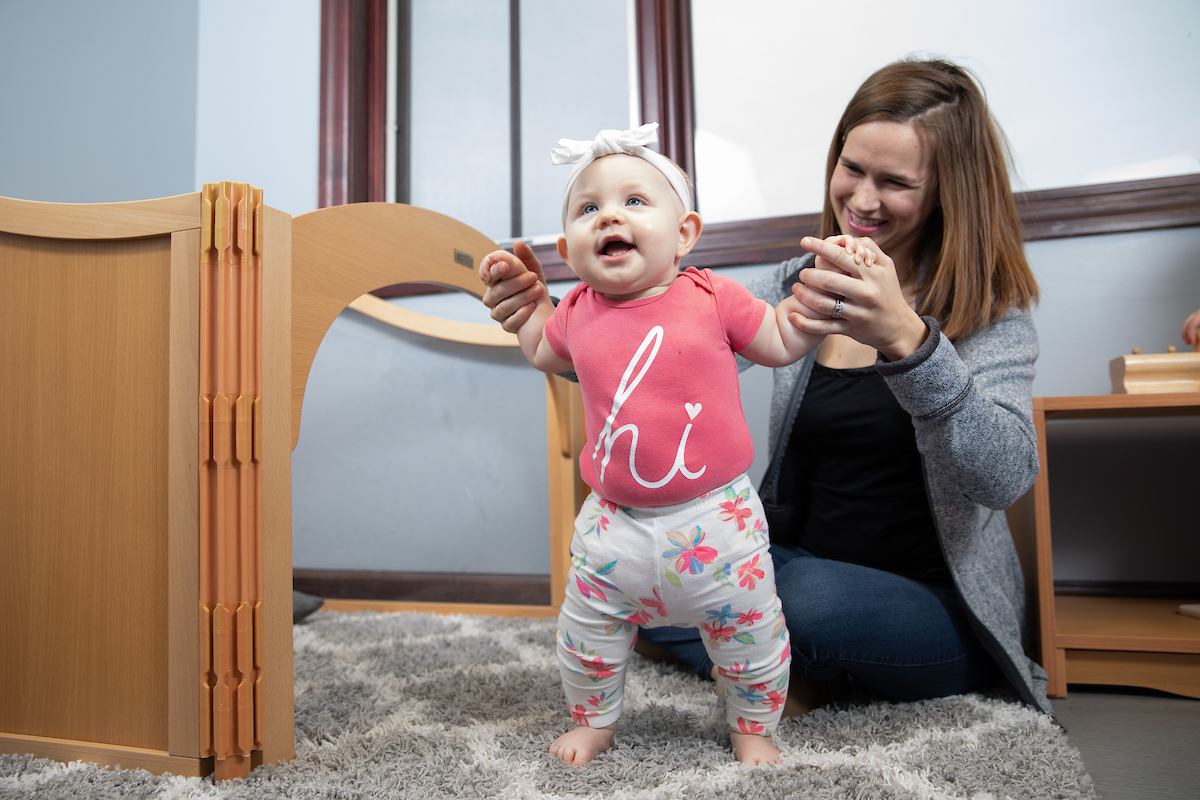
[829,120,939,273]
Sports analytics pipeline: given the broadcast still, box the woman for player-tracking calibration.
[484,58,1050,714]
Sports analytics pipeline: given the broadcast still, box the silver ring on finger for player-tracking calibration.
[832,298,844,319]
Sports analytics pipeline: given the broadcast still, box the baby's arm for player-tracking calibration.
[479,249,573,374]
[739,294,825,368]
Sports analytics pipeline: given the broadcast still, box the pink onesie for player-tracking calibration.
[545,267,767,507]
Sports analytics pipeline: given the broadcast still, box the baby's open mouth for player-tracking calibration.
[601,239,634,256]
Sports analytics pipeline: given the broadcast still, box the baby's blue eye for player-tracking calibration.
[582,203,598,214]
[626,197,644,206]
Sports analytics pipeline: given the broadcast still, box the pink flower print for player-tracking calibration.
[748,517,767,543]
[704,621,736,646]
[602,611,647,636]
[719,495,752,532]
[570,704,592,726]
[580,655,615,681]
[662,527,718,576]
[736,718,765,735]
[717,660,749,680]
[638,586,667,618]
[738,554,765,591]
[582,689,617,717]
[572,556,621,602]
[719,660,766,682]
[569,691,615,725]
[597,497,621,514]
[584,510,610,537]
[737,608,763,626]
[765,689,787,711]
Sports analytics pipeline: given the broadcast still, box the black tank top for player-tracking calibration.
[770,362,951,588]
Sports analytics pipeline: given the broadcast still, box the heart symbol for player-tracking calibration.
[685,403,702,420]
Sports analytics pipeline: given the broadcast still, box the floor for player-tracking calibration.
[1051,687,1199,800]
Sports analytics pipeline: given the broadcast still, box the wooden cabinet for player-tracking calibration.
[1032,393,1200,698]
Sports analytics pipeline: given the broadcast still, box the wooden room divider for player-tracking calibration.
[0,185,584,781]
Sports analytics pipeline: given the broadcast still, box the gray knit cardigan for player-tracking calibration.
[745,255,1051,713]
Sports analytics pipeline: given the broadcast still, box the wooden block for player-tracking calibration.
[1110,351,1200,394]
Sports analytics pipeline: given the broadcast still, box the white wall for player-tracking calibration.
[195,0,320,218]
[691,0,1200,221]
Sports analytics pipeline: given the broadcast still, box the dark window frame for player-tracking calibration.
[318,0,1200,291]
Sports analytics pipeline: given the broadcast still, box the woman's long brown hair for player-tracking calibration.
[820,58,1039,341]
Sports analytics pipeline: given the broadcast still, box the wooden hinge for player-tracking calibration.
[198,182,265,777]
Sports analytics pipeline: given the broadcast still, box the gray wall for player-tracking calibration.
[1,0,1196,586]
[0,0,197,203]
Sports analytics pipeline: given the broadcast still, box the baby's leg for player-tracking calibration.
[553,499,645,765]
[696,489,792,764]
[709,602,790,765]
[555,595,634,766]
[653,478,791,764]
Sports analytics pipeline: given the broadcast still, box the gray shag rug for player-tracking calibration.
[1,611,1097,799]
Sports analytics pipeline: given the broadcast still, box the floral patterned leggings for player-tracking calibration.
[557,473,790,736]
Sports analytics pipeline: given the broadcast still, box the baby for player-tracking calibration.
[480,124,823,766]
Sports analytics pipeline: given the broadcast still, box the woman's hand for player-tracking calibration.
[789,234,930,362]
[479,240,548,333]
[1182,307,1200,347]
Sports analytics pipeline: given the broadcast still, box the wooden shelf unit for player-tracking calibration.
[1032,393,1200,698]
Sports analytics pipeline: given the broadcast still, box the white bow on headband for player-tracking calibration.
[552,122,693,226]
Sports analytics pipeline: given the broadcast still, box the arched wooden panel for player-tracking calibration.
[290,202,498,450]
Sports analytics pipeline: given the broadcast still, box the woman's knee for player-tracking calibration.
[774,557,860,633]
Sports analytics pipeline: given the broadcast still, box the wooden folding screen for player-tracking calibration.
[0,188,583,780]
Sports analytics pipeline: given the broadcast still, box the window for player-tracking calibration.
[320,0,699,284]
[320,0,1200,285]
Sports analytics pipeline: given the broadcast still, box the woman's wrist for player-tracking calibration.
[879,312,931,362]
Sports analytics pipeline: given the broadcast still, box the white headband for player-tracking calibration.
[552,122,693,227]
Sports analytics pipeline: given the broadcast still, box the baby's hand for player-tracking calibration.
[478,248,531,287]
[822,234,877,272]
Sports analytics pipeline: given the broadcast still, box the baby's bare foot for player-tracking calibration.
[729,729,781,766]
[550,724,617,766]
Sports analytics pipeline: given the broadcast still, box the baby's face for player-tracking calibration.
[557,154,690,301]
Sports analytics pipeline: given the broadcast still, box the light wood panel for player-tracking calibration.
[348,292,517,347]
[0,193,201,240]
[168,228,202,757]
[259,204,295,765]
[1032,401,1061,694]
[1065,650,1200,699]
[1056,597,1200,653]
[0,732,208,779]
[1037,392,1200,419]
[0,231,172,748]
[321,598,560,618]
[547,374,588,610]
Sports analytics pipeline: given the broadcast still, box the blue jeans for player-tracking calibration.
[639,544,997,701]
